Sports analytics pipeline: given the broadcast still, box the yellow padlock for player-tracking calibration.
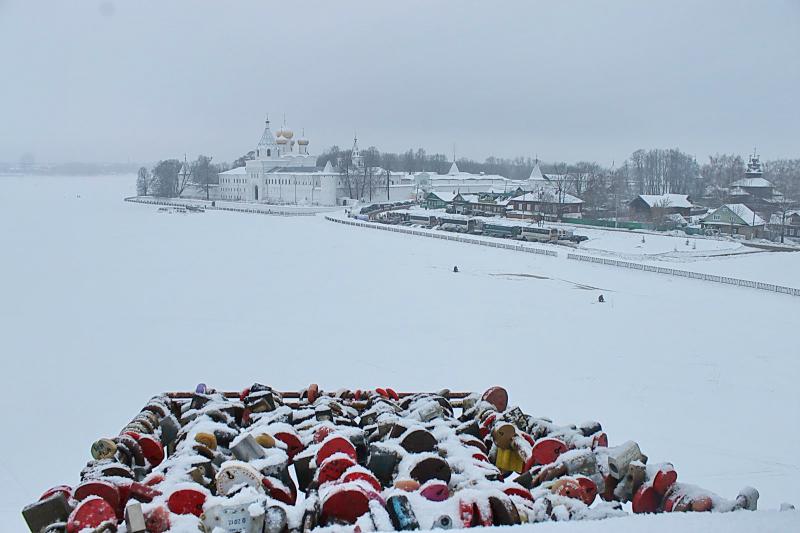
[495,447,524,473]
[255,433,275,448]
[195,432,218,451]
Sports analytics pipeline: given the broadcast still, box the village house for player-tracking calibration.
[701,203,765,239]
[424,191,458,209]
[768,210,800,240]
[450,193,509,216]
[628,193,693,222]
[507,189,583,221]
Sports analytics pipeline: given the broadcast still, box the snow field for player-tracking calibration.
[0,176,797,531]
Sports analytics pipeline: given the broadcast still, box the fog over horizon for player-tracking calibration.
[1,0,798,167]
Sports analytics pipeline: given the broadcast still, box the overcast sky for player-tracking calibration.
[1,0,798,166]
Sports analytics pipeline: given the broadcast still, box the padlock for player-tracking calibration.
[22,493,72,533]
[409,456,452,485]
[385,494,420,531]
[199,500,266,533]
[231,433,267,462]
[124,502,146,533]
[320,483,371,524]
[607,441,647,480]
[215,461,263,496]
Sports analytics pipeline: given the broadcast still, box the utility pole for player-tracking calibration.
[205,156,213,201]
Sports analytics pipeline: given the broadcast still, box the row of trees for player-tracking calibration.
[316,144,798,211]
[136,155,220,199]
[137,146,799,218]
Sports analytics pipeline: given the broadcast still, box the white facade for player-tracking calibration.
[219,118,408,206]
[218,118,563,206]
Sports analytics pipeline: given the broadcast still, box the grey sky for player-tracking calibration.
[1,0,798,166]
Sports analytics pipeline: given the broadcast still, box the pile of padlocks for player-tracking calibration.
[23,384,762,532]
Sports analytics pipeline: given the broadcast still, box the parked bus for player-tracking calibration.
[439,216,480,234]
[408,213,439,228]
[520,226,559,242]
[483,223,521,239]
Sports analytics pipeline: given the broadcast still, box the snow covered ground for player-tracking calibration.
[1,176,798,530]
[381,207,799,288]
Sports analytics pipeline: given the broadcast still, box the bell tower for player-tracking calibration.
[256,115,278,159]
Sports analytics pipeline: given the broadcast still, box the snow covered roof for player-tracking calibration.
[635,194,693,209]
[665,213,688,224]
[258,119,277,147]
[728,186,750,196]
[428,191,458,202]
[529,163,544,181]
[770,210,800,224]
[511,189,583,204]
[731,177,773,188]
[265,166,323,173]
[704,204,765,226]
[458,194,481,203]
[220,166,247,175]
[448,161,459,175]
[430,174,508,182]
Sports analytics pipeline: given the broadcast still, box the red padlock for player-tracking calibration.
[420,480,449,501]
[652,467,678,495]
[67,496,117,533]
[341,468,382,493]
[482,386,509,412]
[40,485,72,502]
[307,383,319,404]
[73,480,121,511]
[321,484,370,524]
[145,505,170,533]
[632,485,661,514]
[167,488,206,517]
[274,430,304,462]
[137,434,165,466]
[576,477,597,505]
[532,438,567,465]
[316,435,357,465]
[317,455,357,485]
[262,476,295,505]
[503,484,533,501]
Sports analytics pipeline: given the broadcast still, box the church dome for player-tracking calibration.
[283,129,294,139]
[276,136,288,144]
[297,137,309,146]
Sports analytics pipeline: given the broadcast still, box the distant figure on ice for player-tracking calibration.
[598,294,605,303]
[641,236,646,243]
[453,266,459,273]
[686,239,690,246]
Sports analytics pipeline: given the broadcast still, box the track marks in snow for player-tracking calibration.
[491,272,610,292]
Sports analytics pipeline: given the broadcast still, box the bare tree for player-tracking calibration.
[176,160,192,197]
[136,166,153,196]
[191,155,218,201]
[547,162,572,220]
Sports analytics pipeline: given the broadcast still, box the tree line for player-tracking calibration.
[137,146,799,213]
[136,155,221,200]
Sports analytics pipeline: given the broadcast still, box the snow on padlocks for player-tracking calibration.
[23,384,769,532]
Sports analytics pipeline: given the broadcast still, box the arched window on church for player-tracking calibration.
[267,149,271,157]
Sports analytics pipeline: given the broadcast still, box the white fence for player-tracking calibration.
[124,196,316,216]
[326,216,559,257]
[567,253,800,297]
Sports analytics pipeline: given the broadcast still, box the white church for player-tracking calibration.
[218,117,407,206]
[218,115,562,207]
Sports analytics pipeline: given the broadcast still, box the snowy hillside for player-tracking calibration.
[0,176,798,531]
